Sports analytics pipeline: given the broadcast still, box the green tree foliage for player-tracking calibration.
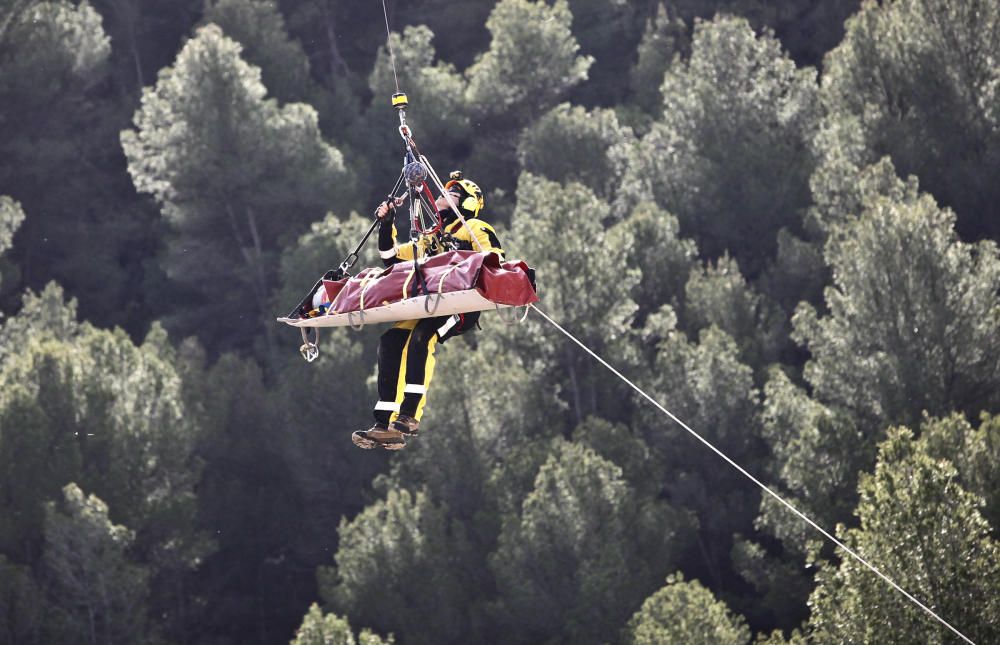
[0,196,25,291]
[517,103,634,200]
[362,24,469,195]
[464,0,593,192]
[731,369,868,630]
[623,572,751,645]
[759,369,867,535]
[684,254,787,374]
[274,211,385,326]
[668,0,859,67]
[0,554,42,644]
[369,25,469,151]
[0,283,81,369]
[0,284,208,641]
[121,24,346,354]
[918,413,1000,530]
[0,291,202,559]
[807,427,1000,644]
[466,0,592,126]
[628,2,688,122]
[40,484,153,644]
[758,227,829,313]
[272,211,387,536]
[361,341,571,643]
[639,320,763,585]
[490,440,688,644]
[509,173,639,424]
[5,1,1000,643]
[0,0,159,332]
[291,603,393,645]
[607,201,698,325]
[793,150,920,310]
[86,0,204,95]
[619,15,819,276]
[571,416,664,499]
[793,176,1000,431]
[0,2,110,105]
[204,0,315,104]
[176,346,336,644]
[383,335,558,524]
[821,0,1000,241]
[563,0,645,106]
[323,489,476,645]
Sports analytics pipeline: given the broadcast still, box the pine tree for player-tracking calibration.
[607,201,698,326]
[508,173,640,424]
[0,0,160,332]
[627,2,688,123]
[490,441,689,644]
[638,321,763,587]
[291,603,393,645]
[465,0,592,127]
[203,0,315,104]
[683,253,787,374]
[363,24,470,195]
[0,196,25,292]
[807,427,1000,644]
[40,484,153,644]
[0,284,209,641]
[821,0,1000,241]
[323,489,477,645]
[463,0,593,193]
[794,174,1000,431]
[517,103,635,201]
[623,573,750,645]
[619,14,819,277]
[121,24,347,354]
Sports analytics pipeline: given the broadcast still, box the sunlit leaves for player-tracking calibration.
[794,181,1000,429]
[807,427,1000,643]
[465,0,592,125]
[624,573,750,645]
[620,15,819,276]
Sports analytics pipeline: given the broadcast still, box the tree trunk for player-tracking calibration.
[245,206,276,357]
[321,0,350,78]
[224,203,274,355]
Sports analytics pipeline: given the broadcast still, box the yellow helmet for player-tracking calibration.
[444,170,484,217]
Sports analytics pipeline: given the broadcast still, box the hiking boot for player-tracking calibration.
[390,414,419,437]
[352,424,406,450]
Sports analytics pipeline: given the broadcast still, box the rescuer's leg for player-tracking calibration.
[352,325,411,450]
[390,317,445,436]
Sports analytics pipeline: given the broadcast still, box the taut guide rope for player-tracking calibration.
[527,304,976,645]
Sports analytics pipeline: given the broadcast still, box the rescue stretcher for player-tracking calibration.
[277,250,538,330]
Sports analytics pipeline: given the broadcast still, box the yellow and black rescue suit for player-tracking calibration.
[372,210,504,427]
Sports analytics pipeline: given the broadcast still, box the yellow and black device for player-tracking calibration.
[391,92,408,110]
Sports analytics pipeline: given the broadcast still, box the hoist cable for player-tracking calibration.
[380,0,400,94]
[527,303,976,645]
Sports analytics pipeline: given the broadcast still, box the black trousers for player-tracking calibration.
[372,312,477,425]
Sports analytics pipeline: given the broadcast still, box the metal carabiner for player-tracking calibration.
[299,327,320,362]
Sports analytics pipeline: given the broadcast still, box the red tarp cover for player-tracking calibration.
[322,250,537,314]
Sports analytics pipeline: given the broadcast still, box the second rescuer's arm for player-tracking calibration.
[376,199,415,266]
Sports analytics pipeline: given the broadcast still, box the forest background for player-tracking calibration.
[2,0,1000,643]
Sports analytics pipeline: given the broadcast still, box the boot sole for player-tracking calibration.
[351,432,405,450]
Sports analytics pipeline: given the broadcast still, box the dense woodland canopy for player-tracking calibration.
[1,0,1000,643]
